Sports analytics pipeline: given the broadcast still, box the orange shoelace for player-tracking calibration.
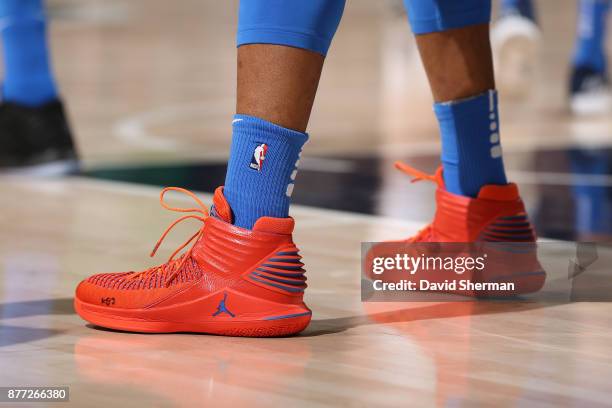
[127,187,210,287]
[394,161,438,242]
[394,161,438,184]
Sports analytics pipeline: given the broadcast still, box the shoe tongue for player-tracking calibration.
[210,186,294,234]
[211,187,233,223]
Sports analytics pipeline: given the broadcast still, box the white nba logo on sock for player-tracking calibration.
[250,143,268,171]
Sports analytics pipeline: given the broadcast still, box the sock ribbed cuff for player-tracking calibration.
[224,115,308,229]
[434,90,507,197]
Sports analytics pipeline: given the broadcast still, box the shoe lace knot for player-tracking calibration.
[127,187,210,287]
[394,161,442,242]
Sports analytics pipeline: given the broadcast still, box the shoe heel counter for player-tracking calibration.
[243,243,307,298]
[480,212,537,242]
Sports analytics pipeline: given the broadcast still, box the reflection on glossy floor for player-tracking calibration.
[1,178,612,407]
[3,0,612,406]
[0,178,610,407]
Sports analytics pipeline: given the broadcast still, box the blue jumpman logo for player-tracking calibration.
[212,293,235,317]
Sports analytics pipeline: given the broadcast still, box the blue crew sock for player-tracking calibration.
[573,0,610,72]
[224,115,308,229]
[434,90,508,198]
[500,0,536,20]
[0,0,58,106]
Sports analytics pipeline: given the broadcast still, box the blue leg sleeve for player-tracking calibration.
[237,0,346,56]
[403,0,491,35]
[573,0,610,72]
[0,0,58,106]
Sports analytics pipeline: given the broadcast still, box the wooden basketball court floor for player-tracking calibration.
[2,0,612,407]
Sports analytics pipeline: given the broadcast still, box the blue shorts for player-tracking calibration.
[237,0,346,56]
[404,0,491,35]
[237,0,492,55]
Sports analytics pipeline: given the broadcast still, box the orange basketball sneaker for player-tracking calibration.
[74,187,311,336]
[366,162,546,297]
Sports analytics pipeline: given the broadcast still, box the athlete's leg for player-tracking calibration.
[74,1,346,336]
[0,0,77,172]
[368,0,543,296]
[404,0,506,197]
[572,0,610,73]
[226,0,345,228]
[569,149,612,241]
[0,0,57,106]
[414,24,495,103]
[237,45,324,133]
[569,0,612,115]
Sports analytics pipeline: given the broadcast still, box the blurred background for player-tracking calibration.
[5,0,612,241]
